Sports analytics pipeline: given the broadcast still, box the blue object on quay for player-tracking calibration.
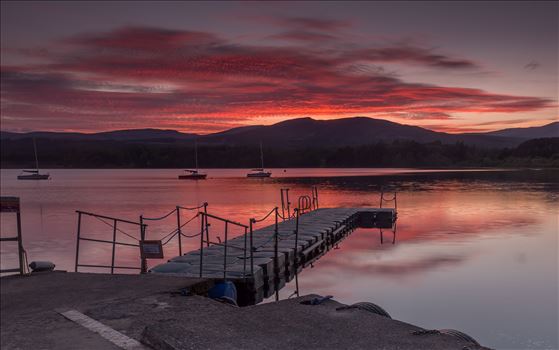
[208,281,237,303]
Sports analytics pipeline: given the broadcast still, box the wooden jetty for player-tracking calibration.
[150,207,397,305]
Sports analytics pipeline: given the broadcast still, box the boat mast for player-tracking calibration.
[33,138,39,171]
[260,141,264,169]
[194,140,199,171]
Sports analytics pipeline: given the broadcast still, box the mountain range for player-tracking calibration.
[1,117,557,148]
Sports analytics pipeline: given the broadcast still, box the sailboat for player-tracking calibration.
[17,139,50,180]
[178,141,207,180]
[247,142,272,178]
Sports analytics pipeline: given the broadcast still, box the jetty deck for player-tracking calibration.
[151,207,396,305]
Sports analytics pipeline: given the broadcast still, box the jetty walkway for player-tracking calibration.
[151,207,396,305]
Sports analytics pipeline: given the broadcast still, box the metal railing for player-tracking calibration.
[74,210,145,273]
[0,197,26,275]
[281,186,319,219]
[280,188,291,221]
[380,189,397,210]
[140,203,208,273]
[379,221,397,245]
[311,186,319,210]
[198,211,249,280]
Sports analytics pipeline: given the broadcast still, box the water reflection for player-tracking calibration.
[1,168,558,349]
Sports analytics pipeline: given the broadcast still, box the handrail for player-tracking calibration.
[198,210,250,281]
[76,210,143,226]
[0,196,25,275]
[201,211,249,228]
[75,212,145,274]
[380,189,397,210]
[76,204,208,275]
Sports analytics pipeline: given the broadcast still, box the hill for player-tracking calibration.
[483,122,558,139]
[2,117,557,151]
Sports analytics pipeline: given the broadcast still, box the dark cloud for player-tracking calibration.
[270,30,338,42]
[349,46,479,69]
[276,16,351,31]
[524,60,540,70]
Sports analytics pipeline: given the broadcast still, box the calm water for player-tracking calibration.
[1,168,558,349]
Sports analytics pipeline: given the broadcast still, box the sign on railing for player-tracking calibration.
[140,240,164,259]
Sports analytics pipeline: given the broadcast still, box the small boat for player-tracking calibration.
[178,169,207,180]
[247,168,272,178]
[178,141,207,180]
[17,170,50,180]
[247,142,272,178]
[17,139,50,180]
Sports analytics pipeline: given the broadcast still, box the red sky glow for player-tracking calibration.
[1,1,557,134]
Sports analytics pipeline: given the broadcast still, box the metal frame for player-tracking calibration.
[140,203,207,273]
[75,210,145,274]
[380,189,397,210]
[0,197,25,275]
[198,211,249,280]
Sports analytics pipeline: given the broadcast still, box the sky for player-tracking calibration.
[1,1,557,134]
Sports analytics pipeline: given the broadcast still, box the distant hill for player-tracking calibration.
[2,118,558,168]
[482,122,558,139]
[0,129,196,141]
[3,117,556,148]
[200,117,520,148]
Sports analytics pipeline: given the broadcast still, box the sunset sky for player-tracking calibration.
[1,1,557,134]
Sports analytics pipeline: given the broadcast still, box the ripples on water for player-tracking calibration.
[1,168,557,349]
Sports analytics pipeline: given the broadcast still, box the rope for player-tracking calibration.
[142,208,177,221]
[181,231,202,238]
[93,216,140,242]
[277,211,292,220]
[252,208,277,223]
[161,232,178,246]
[177,203,207,211]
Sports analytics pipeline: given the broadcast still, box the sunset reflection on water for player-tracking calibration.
[1,168,557,349]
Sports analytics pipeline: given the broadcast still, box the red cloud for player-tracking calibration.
[0,26,554,133]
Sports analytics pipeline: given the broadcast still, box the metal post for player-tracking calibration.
[286,189,290,218]
[274,207,279,302]
[16,210,24,275]
[176,206,182,256]
[140,215,147,274]
[74,212,82,273]
[204,203,210,247]
[223,222,228,280]
[199,212,204,278]
[250,219,254,277]
[394,192,397,211]
[111,219,117,274]
[380,191,383,208]
[280,189,286,220]
[243,226,247,279]
[294,208,300,297]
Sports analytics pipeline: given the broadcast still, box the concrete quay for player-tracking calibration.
[0,272,489,350]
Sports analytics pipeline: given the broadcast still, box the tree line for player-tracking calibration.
[1,137,558,168]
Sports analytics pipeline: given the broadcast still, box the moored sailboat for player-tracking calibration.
[17,139,50,180]
[247,142,271,178]
[178,141,207,180]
